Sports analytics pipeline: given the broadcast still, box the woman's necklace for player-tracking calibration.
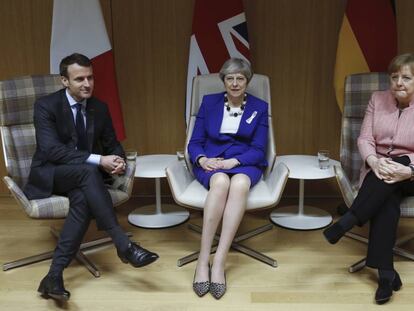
[224,93,247,117]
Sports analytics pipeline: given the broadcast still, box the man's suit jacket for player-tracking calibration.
[188,92,268,167]
[24,88,125,199]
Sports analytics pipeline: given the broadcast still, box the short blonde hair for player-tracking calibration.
[388,53,414,74]
[219,58,253,83]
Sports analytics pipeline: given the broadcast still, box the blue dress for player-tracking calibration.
[188,92,269,189]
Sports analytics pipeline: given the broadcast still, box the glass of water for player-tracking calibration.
[317,150,330,169]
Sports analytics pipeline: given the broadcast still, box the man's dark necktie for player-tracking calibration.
[75,103,88,151]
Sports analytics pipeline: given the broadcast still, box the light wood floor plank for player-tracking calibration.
[1,196,413,310]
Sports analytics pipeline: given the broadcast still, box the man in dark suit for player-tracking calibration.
[24,53,158,301]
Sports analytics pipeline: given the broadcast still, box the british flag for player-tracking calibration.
[185,0,251,125]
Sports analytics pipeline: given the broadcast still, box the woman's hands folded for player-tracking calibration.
[367,155,411,183]
[199,157,240,171]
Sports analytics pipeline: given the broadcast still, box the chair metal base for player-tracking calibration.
[177,223,277,268]
[3,226,132,278]
[345,231,414,273]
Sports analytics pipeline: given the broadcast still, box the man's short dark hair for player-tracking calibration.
[59,53,92,78]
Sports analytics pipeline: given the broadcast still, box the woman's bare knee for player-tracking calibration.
[209,173,230,191]
[230,174,251,193]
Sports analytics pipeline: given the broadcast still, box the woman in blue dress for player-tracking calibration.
[188,58,269,299]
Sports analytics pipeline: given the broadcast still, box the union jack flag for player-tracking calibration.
[185,0,251,125]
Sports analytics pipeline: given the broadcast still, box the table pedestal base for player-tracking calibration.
[128,204,189,229]
[270,205,332,230]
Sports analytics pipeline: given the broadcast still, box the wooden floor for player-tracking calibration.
[1,196,414,311]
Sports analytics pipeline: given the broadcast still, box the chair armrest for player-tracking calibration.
[334,164,357,208]
[166,159,194,199]
[111,152,137,196]
[3,176,34,217]
[262,162,289,206]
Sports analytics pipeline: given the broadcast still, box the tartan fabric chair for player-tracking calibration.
[0,75,136,277]
[166,73,289,268]
[335,72,414,272]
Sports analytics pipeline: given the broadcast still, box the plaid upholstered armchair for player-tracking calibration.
[0,75,136,277]
[335,72,414,272]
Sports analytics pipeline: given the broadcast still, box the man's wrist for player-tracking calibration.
[86,154,100,165]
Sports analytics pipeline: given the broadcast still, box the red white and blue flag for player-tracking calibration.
[186,0,251,125]
[50,0,126,140]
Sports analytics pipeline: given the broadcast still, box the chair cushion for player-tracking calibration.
[176,179,279,211]
[5,176,68,219]
[26,189,129,219]
[25,188,130,219]
[29,195,70,218]
[5,174,130,219]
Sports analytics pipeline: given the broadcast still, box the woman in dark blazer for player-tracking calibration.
[324,53,414,304]
[188,58,268,299]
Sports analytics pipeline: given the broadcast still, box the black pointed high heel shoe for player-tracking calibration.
[193,264,210,297]
[375,271,402,304]
[210,272,226,300]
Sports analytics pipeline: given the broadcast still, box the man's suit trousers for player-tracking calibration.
[50,164,118,271]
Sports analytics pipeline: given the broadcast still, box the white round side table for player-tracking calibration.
[270,155,339,230]
[128,154,190,228]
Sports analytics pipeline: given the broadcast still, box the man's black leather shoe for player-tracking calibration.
[37,274,70,301]
[117,242,159,268]
[375,272,402,304]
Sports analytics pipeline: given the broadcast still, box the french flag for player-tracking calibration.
[50,0,126,140]
[185,0,251,125]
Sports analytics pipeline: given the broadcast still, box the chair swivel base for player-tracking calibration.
[270,205,332,230]
[3,226,133,278]
[345,231,414,273]
[128,204,190,229]
[177,223,277,268]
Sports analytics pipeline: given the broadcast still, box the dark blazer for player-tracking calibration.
[188,92,268,167]
[24,88,124,199]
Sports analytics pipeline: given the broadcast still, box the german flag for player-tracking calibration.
[334,0,397,112]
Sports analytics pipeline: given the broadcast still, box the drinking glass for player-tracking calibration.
[317,150,330,169]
